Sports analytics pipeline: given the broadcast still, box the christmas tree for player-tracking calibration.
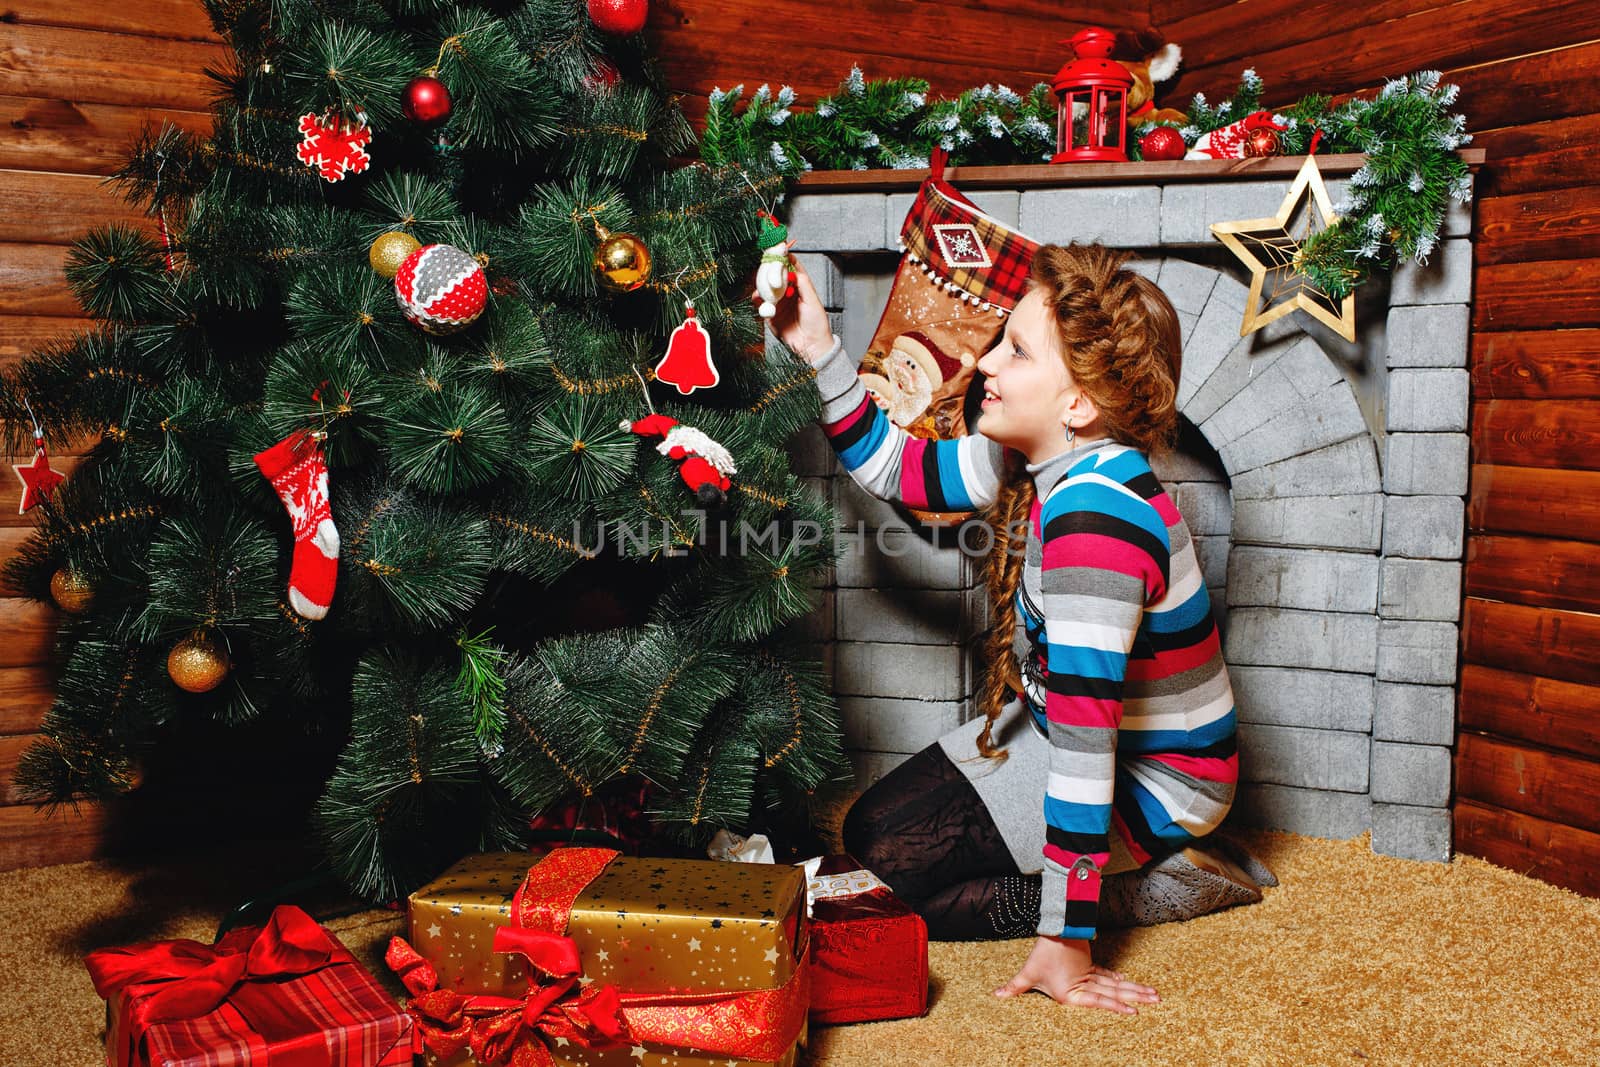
[2,0,844,901]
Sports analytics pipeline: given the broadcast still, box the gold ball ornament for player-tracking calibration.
[114,757,145,792]
[369,231,423,278]
[167,631,230,694]
[49,566,94,614]
[593,226,652,292]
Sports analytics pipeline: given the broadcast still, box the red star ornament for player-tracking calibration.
[296,112,373,183]
[13,441,64,514]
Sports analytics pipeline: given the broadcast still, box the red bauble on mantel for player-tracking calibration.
[1245,126,1282,157]
[587,0,647,35]
[1139,126,1186,161]
[402,75,452,126]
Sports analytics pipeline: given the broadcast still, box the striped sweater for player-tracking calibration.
[812,337,1238,940]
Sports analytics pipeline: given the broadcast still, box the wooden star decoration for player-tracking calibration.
[1209,155,1357,342]
[13,443,64,514]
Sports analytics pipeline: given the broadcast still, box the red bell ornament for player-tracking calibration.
[1051,27,1134,163]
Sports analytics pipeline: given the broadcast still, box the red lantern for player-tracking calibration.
[1051,27,1134,163]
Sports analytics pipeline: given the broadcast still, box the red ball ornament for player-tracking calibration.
[1139,126,1186,162]
[581,59,621,95]
[402,76,452,126]
[1244,127,1281,158]
[587,0,647,36]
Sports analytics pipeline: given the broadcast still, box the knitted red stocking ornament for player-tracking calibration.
[254,431,340,620]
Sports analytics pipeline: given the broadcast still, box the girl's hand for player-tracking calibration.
[993,935,1159,1014]
[764,246,833,364]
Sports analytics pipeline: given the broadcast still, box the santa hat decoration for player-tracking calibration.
[620,412,737,507]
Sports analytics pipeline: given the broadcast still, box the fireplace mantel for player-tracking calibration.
[791,149,1485,191]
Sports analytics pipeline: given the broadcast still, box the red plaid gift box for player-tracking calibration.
[805,855,929,1025]
[85,905,412,1067]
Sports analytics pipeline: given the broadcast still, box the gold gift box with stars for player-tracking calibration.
[409,851,809,1067]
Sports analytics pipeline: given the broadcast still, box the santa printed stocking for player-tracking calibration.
[254,431,339,620]
[862,148,1040,522]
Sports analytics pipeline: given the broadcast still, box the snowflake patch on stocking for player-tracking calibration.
[296,112,373,183]
[933,224,993,269]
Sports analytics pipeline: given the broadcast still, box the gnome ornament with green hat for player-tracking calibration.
[753,210,797,319]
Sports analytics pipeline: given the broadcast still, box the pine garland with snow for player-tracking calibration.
[701,68,1056,173]
[1274,71,1472,297]
[705,66,1471,301]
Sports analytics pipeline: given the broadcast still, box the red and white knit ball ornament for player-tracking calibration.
[394,243,488,334]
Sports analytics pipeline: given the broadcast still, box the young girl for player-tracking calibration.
[772,242,1272,1014]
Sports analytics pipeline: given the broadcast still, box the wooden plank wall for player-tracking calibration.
[0,1,225,869]
[646,0,1130,126]
[1155,0,1600,895]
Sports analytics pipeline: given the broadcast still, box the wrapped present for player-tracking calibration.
[527,777,658,856]
[391,848,809,1067]
[85,905,412,1067]
[803,855,929,1025]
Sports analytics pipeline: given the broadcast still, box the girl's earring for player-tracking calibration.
[1065,423,1076,448]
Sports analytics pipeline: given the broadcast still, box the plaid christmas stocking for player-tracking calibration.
[860,149,1040,523]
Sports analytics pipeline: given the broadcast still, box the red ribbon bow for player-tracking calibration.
[85,905,347,1067]
[388,928,631,1067]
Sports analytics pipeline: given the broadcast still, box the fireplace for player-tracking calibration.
[781,162,1474,862]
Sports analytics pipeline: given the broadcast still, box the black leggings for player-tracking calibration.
[842,743,1042,941]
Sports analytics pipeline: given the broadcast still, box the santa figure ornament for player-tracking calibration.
[620,413,736,507]
[653,300,718,394]
[754,210,796,319]
[394,243,488,334]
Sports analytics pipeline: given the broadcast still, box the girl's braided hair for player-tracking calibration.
[973,243,1184,760]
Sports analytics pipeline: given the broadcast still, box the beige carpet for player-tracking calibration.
[6,830,1599,1066]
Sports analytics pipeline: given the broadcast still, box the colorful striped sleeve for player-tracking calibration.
[810,335,1002,512]
[1035,469,1171,941]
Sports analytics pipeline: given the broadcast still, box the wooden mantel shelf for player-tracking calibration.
[794,150,1486,192]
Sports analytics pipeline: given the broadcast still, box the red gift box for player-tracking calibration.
[806,855,929,1025]
[85,905,412,1067]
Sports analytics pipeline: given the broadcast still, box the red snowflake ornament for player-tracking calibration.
[296,112,373,183]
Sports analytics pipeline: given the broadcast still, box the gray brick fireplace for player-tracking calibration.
[779,165,1473,863]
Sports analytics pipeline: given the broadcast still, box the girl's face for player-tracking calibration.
[974,288,1095,460]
